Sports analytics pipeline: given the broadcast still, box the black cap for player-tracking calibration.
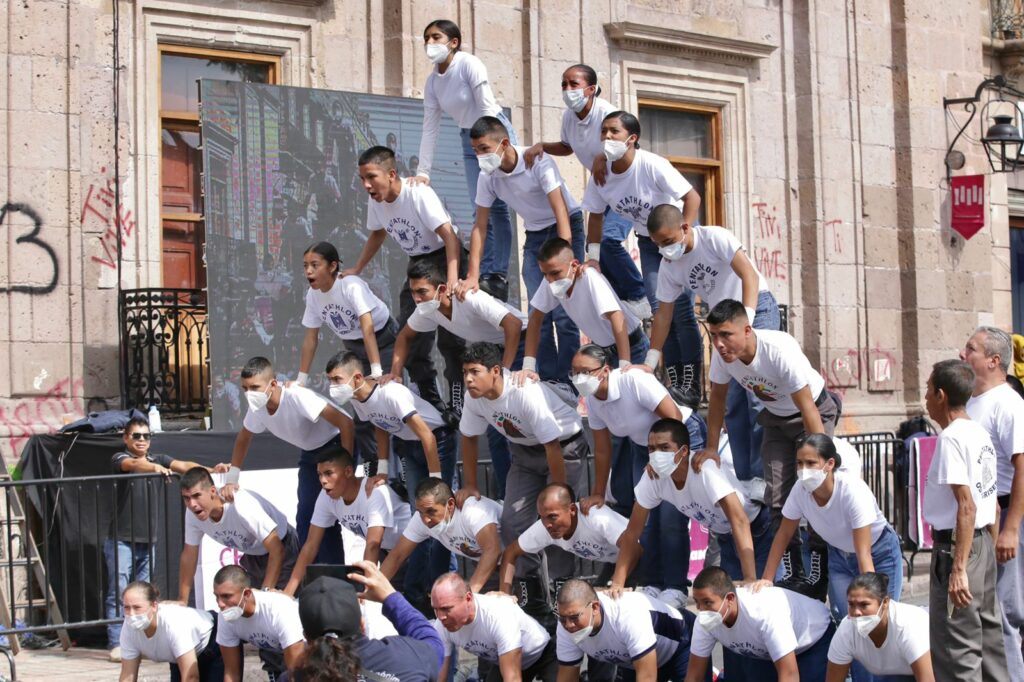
[298,576,361,639]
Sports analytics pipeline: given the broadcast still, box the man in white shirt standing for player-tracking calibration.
[431,573,557,681]
[961,325,1024,679]
[461,115,584,384]
[223,356,355,565]
[349,145,467,415]
[213,565,305,680]
[923,359,1008,681]
[685,566,834,682]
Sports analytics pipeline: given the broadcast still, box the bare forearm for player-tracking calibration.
[705,384,729,451]
[469,549,500,592]
[467,217,489,280]
[954,501,976,571]
[359,314,381,367]
[649,304,674,353]
[352,231,386,273]
[300,329,319,374]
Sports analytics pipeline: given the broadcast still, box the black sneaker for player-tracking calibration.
[480,273,510,302]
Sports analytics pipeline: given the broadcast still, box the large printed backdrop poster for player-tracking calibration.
[200,80,516,428]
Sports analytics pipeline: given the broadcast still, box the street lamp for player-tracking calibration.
[943,75,1024,179]
[981,114,1023,173]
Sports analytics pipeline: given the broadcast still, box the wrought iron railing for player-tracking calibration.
[993,0,1024,39]
[120,288,209,415]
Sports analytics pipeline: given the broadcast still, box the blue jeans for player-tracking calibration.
[729,621,835,682]
[461,111,518,276]
[599,208,646,301]
[827,525,903,682]
[618,610,711,682]
[636,235,703,368]
[724,290,782,481]
[718,504,774,580]
[521,213,586,383]
[104,539,151,648]
[298,437,345,564]
[397,427,458,600]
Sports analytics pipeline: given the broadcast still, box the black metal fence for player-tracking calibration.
[120,288,209,416]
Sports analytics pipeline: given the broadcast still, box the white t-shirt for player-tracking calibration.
[435,593,551,667]
[407,289,526,345]
[460,374,582,446]
[531,269,640,347]
[184,489,289,555]
[635,461,760,536]
[475,146,580,231]
[301,276,391,340]
[691,587,831,662]
[586,370,671,446]
[581,149,693,237]
[403,496,502,559]
[782,472,887,553]
[119,604,213,663]
[709,330,826,417]
[967,382,1024,496]
[350,382,445,441]
[243,385,339,452]
[310,485,411,551]
[518,505,626,562]
[560,97,618,170]
[655,226,769,307]
[827,601,929,676]
[924,417,999,530]
[556,592,685,669]
[365,179,455,256]
[216,591,305,653]
[419,52,502,178]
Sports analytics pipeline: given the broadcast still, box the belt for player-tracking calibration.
[932,527,985,545]
[774,389,830,421]
[600,326,646,357]
[560,430,584,448]
[999,494,1011,511]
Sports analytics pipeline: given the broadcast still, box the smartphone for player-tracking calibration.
[305,564,365,592]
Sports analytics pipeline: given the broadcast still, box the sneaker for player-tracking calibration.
[622,297,652,320]
[658,588,688,610]
[109,647,122,663]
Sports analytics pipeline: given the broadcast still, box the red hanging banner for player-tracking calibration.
[950,174,986,240]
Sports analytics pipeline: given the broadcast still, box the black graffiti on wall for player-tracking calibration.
[0,202,59,295]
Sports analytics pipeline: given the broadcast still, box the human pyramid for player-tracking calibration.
[110,17,1021,682]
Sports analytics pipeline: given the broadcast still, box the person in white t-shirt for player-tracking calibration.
[556,578,703,681]
[213,565,305,680]
[412,19,518,290]
[461,115,584,385]
[431,573,556,681]
[117,581,221,682]
[826,572,933,682]
[392,259,527,498]
[522,64,648,318]
[178,468,298,603]
[382,478,503,593]
[686,566,835,682]
[498,483,632,593]
[223,355,354,567]
[698,298,840,598]
[922,359,1008,682]
[645,204,781,483]
[283,446,412,596]
[346,145,467,414]
[961,325,1024,680]
[581,110,704,400]
[754,434,903,625]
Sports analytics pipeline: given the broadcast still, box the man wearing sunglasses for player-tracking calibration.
[106,416,228,662]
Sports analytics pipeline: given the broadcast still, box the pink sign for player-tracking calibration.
[689,519,710,580]
[910,436,938,550]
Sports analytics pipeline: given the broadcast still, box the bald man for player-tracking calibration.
[430,573,557,681]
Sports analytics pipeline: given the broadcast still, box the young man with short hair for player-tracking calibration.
[923,359,1008,681]
[177,467,298,603]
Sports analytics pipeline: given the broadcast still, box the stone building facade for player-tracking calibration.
[0,0,1012,460]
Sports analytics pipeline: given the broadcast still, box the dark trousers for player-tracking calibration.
[344,318,398,468]
[481,639,559,681]
[725,620,835,682]
[239,526,301,589]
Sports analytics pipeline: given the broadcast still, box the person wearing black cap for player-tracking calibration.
[295,560,443,682]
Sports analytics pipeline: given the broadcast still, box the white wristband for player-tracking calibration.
[618,359,631,369]
[296,371,309,386]
[370,363,383,378]
[226,465,241,485]
[428,471,442,479]
[376,460,388,475]
[745,306,756,325]
[586,243,601,262]
[644,349,662,369]
[522,357,537,372]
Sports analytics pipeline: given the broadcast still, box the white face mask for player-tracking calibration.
[852,613,882,638]
[427,503,454,538]
[125,612,152,632]
[603,139,629,162]
[797,467,827,493]
[477,152,502,175]
[696,598,729,631]
[330,381,355,406]
[425,43,450,64]
[571,372,601,397]
[416,291,442,315]
[568,605,595,644]
[245,387,271,413]
[221,592,248,622]
[649,447,682,478]
[658,241,684,261]
[562,87,589,113]
[549,276,574,299]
